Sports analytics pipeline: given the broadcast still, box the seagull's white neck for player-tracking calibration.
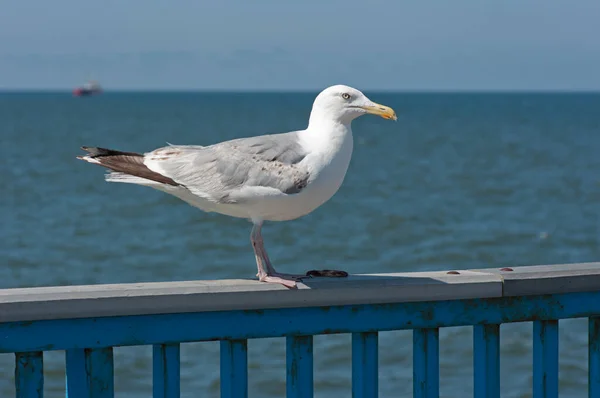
[300,114,353,155]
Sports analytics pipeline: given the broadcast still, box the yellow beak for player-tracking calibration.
[360,102,397,121]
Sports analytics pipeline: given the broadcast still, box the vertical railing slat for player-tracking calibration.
[352,332,378,398]
[286,335,313,398]
[533,320,558,398]
[413,328,439,398]
[153,343,181,398]
[15,352,44,398]
[66,348,114,398]
[473,324,500,398]
[590,317,600,398]
[220,339,248,398]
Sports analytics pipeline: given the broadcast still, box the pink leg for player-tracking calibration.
[258,242,307,280]
[250,223,305,288]
[253,226,347,279]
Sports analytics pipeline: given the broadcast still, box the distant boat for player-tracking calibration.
[73,81,102,97]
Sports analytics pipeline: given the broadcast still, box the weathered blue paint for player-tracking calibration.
[352,332,378,398]
[15,352,43,398]
[1,280,600,398]
[473,324,500,398]
[220,339,248,398]
[589,317,600,398]
[286,335,313,398]
[533,320,558,398]
[413,328,439,398]
[66,348,114,398]
[2,291,600,354]
[153,343,180,398]
[65,349,86,397]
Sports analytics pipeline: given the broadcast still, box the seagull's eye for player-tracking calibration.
[341,93,351,100]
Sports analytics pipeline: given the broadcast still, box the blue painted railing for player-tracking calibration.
[2,263,600,397]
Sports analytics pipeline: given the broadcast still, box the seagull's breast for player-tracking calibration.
[255,129,354,221]
[303,132,354,204]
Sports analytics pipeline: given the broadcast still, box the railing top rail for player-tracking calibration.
[472,262,600,296]
[1,262,600,323]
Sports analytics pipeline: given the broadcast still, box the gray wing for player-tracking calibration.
[144,131,310,203]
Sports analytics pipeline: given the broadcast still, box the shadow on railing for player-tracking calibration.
[3,262,600,397]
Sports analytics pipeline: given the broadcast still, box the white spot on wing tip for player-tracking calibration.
[79,156,101,164]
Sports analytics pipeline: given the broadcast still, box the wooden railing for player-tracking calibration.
[2,263,600,397]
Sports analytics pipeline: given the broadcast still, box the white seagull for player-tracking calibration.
[78,85,397,288]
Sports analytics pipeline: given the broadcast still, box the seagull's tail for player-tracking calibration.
[77,146,179,186]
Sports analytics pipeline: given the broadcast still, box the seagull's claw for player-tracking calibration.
[259,275,300,289]
[257,272,308,289]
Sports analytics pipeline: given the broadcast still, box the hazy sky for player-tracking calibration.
[1,1,599,90]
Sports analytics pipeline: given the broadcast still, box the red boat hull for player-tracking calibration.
[73,88,102,97]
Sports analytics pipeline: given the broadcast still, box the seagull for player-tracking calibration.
[78,85,397,288]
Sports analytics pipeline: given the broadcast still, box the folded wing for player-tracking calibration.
[144,132,311,203]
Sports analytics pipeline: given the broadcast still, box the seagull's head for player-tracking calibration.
[310,84,397,125]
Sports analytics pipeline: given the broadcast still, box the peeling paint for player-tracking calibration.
[15,351,43,397]
[1,288,599,398]
[286,335,313,397]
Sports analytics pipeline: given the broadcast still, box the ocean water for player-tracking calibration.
[1,91,600,397]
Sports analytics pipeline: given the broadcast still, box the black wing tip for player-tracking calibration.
[80,146,105,157]
[81,146,101,152]
[79,146,142,158]
[77,147,95,160]
[77,146,178,186]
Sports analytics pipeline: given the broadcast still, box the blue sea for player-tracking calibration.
[1,91,600,397]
